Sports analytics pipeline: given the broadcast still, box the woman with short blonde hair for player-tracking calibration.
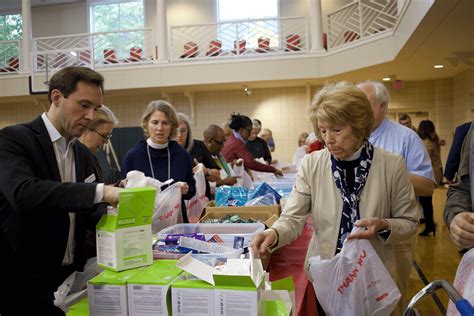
[122,100,196,223]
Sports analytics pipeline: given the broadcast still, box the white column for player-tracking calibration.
[310,0,324,52]
[21,0,32,71]
[156,0,168,61]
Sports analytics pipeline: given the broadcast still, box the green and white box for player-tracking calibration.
[213,274,264,316]
[171,273,215,316]
[176,252,265,316]
[127,259,182,316]
[96,187,156,271]
[88,267,144,316]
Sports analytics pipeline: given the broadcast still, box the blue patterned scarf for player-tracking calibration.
[331,140,374,252]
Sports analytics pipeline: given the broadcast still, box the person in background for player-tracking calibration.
[444,122,472,183]
[252,82,418,315]
[260,127,275,152]
[79,104,118,182]
[222,122,232,140]
[222,113,283,177]
[78,104,119,259]
[0,66,120,315]
[417,120,443,236]
[444,123,474,250]
[203,124,238,186]
[246,119,272,164]
[121,100,196,223]
[176,113,221,199]
[399,113,417,132]
[306,132,325,153]
[357,80,434,307]
[292,132,308,169]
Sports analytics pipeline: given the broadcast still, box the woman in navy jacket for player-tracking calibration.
[121,100,196,223]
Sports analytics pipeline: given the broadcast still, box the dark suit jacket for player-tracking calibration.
[444,122,471,181]
[0,116,100,314]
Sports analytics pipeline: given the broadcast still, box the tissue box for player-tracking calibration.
[176,253,266,316]
[96,187,156,271]
[88,267,144,316]
[127,259,182,316]
[213,274,265,316]
[171,273,215,316]
[66,297,89,316]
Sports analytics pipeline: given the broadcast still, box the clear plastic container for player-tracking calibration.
[156,223,265,246]
[153,247,244,264]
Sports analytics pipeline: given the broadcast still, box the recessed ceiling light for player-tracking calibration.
[382,77,391,81]
[434,64,444,69]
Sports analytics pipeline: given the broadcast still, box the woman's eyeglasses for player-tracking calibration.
[177,128,188,134]
[212,138,225,146]
[92,129,112,141]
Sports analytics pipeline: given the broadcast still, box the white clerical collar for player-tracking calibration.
[147,138,168,149]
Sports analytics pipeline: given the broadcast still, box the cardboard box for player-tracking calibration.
[206,201,280,216]
[201,202,279,228]
[176,252,265,316]
[66,297,89,316]
[96,187,156,271]
[127,259,182,316]
[171,272,215,316]
[88,267,144,316]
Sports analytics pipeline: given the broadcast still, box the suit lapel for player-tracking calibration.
[31,116,62,182]
[74,141,85,182]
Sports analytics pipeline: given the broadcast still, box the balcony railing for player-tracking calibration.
[32,28,154,72]
[0,40,21,74]
[170,17,307,61]
[327,0,400,49]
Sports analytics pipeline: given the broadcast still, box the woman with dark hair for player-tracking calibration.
[417,120,442,236]
[221,113,283,176]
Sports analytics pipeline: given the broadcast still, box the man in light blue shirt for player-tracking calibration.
[358,81,435,196]
[357,81,436,310]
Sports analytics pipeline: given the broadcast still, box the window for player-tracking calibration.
[89,0,145,60]
[0,13,22,68]
[216,0,279,50]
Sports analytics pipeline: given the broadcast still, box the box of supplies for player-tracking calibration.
[96,187,156,271]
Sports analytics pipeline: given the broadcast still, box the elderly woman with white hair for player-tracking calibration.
[252,82,418,314]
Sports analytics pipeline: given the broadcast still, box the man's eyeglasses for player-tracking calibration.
[92,129,112,141]
[211,138,225,146]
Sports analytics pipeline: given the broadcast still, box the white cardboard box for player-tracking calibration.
[127,259,182,316]
[96,187,156,271]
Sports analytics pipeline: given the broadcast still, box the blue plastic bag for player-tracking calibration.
[215,186,249,206]
[248,182,281,204]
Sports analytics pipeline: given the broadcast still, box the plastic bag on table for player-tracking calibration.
[54,257,103,312]
[152,182,182,234]
[245,193,276,206]
[308,227,401,316]
[447,248,474,315]
[186,163,209,223]
[215,185,249,206]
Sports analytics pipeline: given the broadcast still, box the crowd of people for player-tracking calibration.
[0,66,472,315]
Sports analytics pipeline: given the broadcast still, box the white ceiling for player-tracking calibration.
[324,0,474,84]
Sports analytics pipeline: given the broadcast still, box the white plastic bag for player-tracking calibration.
[233,162,254,189]
[308,227,401,316]
[186,163,209,223]
[447,248,474,315]
[53,257,103,312]
[152,183,182,234]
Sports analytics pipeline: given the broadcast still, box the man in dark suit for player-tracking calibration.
[0,67,120,315]
[444,122,472,183]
